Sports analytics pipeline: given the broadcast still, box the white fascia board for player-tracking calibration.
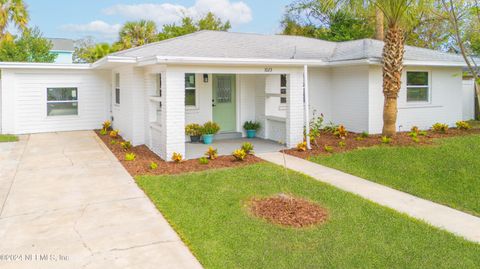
[403,60,467,67]
[0,62,91,69]
[139,56,327,67]
[91,56,137,69]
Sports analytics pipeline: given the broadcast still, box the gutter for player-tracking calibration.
[0,62,91,70]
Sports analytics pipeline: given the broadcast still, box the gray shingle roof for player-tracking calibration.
[111,30,465,63]
[48,38,74,52]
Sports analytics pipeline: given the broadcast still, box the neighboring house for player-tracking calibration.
[0,31,475,160]
[48,38,74,64]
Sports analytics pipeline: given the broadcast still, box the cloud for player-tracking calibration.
[103,0,253,25]
[60,20,121,39]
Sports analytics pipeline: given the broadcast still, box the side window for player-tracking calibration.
[280,74,287,104]
[185,73,196,106]
[156,73,162,97]
[47,88,78,116]
[406,71,429,102]
[115,73,120,105]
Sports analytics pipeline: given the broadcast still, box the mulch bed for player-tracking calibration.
[95,130,262,176]
[248,194,329,228]
[285,128,480,159]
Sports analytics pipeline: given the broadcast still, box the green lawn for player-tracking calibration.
[311,135,480,216]
[0,134,18,143]
[136,163,480,269]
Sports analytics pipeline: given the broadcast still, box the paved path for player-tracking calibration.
[257,152,480,244]
[0,131,203,269]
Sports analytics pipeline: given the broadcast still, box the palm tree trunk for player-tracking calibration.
[382,24,405,137]
[375,7,385,41]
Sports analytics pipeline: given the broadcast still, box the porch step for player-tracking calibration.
[214,132,243,140]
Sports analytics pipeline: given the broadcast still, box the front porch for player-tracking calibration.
[186,138,286,160]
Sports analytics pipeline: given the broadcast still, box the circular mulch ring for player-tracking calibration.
[248,194,328,228]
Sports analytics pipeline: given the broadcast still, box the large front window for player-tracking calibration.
[407,71,429,102]
[47,88,78,116]
[185,73,196,106]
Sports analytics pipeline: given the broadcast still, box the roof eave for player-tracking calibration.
[0,62,91,70]
[138,56,328,67]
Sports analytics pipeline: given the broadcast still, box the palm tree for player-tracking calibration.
[0,0,29,40]
[119,20,157,49]
[374,0,419,137]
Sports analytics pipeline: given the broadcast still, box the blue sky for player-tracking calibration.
[25,0,291,42]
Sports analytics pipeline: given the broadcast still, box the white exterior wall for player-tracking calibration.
[331,65,370,133]
[308,68,333,122]
[286,70,305,148]
[0,68,110,134]
[462,79,475,120]
[368,66,464,133]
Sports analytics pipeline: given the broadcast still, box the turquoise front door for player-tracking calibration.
[213,74,236,132]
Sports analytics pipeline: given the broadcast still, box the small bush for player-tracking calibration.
[355,137,365,141]
[171,152,183,163]
[202,121,221,135]
[241,142,254,154]
[110,140,118,145]
[100,129,107,135]
[360,131,369,138]
[334,125,348,139]
[232,149,247,161]
[102,120,112,131]
[109,129,119,139]
[408,132,418,138]
[381,136,392,144]
[205,147,218,160]
[296,141,307,152]
[199,157,209,165]
[412,137,420,143]
[324,145,333,153]
[323,122,338,133]
[149,162,158,170]
[338,141,346,148]
[125,153,136,161]
[456,121,471,130]
[432,123,449,133]
[243,121,261,131]
[121,141,132,151]
[418,131,428,136]
[185,123,203,136]
[410,126,420,134]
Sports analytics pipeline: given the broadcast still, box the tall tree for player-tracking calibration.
[0,0,29,41]
[158,12,231,41]
[119,20,158,49]
[75,41,120,63]
[0,27,56,62]
[375,0,420,136]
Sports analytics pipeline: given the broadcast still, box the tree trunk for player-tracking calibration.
[375,8,385,41]
[382,25,405,137]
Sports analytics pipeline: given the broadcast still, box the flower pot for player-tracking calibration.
[190,135,201,143]
[246,130,256,139]
[203,134,214,145]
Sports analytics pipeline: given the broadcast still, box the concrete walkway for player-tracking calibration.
[0,131,202,269]
[257,152,480,244]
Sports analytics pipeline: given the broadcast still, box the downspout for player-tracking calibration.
[304,65,311,150]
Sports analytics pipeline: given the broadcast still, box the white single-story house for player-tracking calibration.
[0,31,476,160]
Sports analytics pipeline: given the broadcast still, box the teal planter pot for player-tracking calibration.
[203,134,214,144]
[246,130,256,139]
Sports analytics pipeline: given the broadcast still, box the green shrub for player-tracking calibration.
[360,131,369,138]
[411,126,420,134]
[100,129,107,135]
[296,141,307,152]
[110,140,118,145]
[324,145,333,153]
[185,123,203,136]
[419,131,428,136]
[109,129,119,139]
[241,142,254,154]
[125,153,136,161]
[355,137,365,141]
[121,141,132,151]
[199,157,209,165]
[150,162,158,170]
[408,132,418,138]
[412,137,420,143]
[205,147,218,160]
[102,120,112,131]
[243,121,261,131]
[432,123,449,133]
[202,121,221,135]
[381,136,392,144]
[333,125,348,139]
[171,152,183,163]
[323,122,338,133]
[232,149,247,161]
[456,121,471,130]
[338,141,346,148]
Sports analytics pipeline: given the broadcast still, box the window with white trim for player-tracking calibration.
[156,73,162,110]
[185,73,196,106]
[115,73,120,105]
[407,71,429,102]
[47,88,78,116]
[280,74,287,104]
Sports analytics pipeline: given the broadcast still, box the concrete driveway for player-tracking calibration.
[0,131,202,269]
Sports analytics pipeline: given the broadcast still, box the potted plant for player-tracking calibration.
[243,121,261,138]
[202,121,220,145]
[185,123,203,143]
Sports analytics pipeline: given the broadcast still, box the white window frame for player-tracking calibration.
[115,73,120,105]
[280,74,287,104]
[156,73,163,111]
[46,87,79,117]
[185,73,197,108]
[406,71,431,104]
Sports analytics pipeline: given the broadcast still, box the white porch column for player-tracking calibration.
[162,70,186,160]
[286,70,305,148]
